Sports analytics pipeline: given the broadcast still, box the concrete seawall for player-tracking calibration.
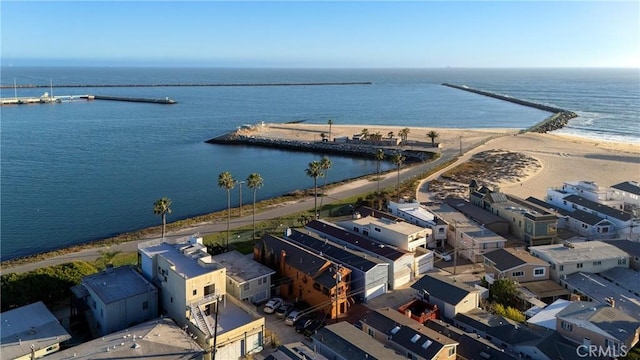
[2,82,373,89]
[442,83,577,133]
[206,134,436,162]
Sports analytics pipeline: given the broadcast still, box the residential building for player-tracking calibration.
[47,318,205,359]
[469,182,558,246]
[526,299,571,330]
[311,322,405,360]
[599,267,640,297]
[138,236,264,358]
[305,219,414,289]
[0,301,71,360]
[387,201,449,248]
[611,181,640,208]
[337,214,430,252]
[447,216,507,263]
[359,307,458,360]
[411,272,483,319]
[255,234,352,319]
[603,239,640,270]
[397,297,439,323]
[529,241,630,281]
[454,309,556,358]
[425,319,520,360]
[483,247,550,283]
[556,301,640,355]
[212,250,275,304]
[559,272,640,320]
[547,180,625,210]
[546,194,637,240]
[444,197,510,237]
[283,228,389,303]
[74,265,158,336]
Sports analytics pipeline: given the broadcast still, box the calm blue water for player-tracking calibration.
[1,67,638,261]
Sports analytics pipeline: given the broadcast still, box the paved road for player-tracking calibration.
[2,146,467,275]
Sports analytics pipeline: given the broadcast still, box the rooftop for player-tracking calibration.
[284,228,385,272]
[1,302,72,360]
[389,200,439,223]
[483,248,549,271]
[212,250,275,285]
[312,322,405,360]
[560,272,640,321]
[265,342,330,360]
[602,239,640,257]
[257,234,330,276]
[526,299,571,330]
[445,197,508,226]
[306,219,410,261]
[599,267,640,297]
[455,309,549,346]
[563,195,632,221]
[611,181,640,196]
[411,272,478,306]
[342,215,427,236]
[529,241,630,263]
[556,301,640,343]
[139,238,223,278]
[82,266,156,304]
[47,318,204,359]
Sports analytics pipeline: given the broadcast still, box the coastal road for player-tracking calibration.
[1,145,466,275]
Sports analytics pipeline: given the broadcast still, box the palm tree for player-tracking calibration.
[327,119,334,140]
[218,171,235,251]
[305,160,323,219]
[320,132,328,142]
[361,128,369,141]
[375,149,385,194]
[399,127,410,147]
[153,197,172,240]
[387,131,394,139]
[246,173,264,243]
[427,130,440,147]
[391,151,405,202]
[318,156,332,209]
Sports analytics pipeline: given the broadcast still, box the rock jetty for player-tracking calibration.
[207,133,437,162]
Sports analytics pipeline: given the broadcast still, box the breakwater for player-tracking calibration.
[442,83,577,133]
[82,95,176,104]
[207,133,436,162]
[1,82,372,89]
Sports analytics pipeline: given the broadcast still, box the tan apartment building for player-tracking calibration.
[338,214,430,252]
[483,248,550,283]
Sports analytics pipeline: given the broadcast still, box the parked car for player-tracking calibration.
[275,302,294,319]
[302,319,325,338]
[285,310,303,326]
[263,297,284,314]
[433,248,452,261]
[294,318,313,333]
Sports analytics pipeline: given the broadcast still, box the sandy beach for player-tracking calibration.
[243,123,640,200]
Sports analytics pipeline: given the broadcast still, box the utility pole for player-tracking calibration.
[459,136,462,156]
[453,220,458,276]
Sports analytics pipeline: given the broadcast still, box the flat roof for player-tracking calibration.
[391,201,437,221]
[139,241,223,278]
[47,318,204,359]
[342,215,427,235]
[529,241,630,263]
[521,280,570,299]
[82,266,156,304]
[560,272,640,320]
[212,251,275,285]
[1,302,72,360]
[564,195,632,221]
[526,299,570,330]
[209,296,262,336]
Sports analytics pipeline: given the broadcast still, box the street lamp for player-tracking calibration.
[236,180,245,217]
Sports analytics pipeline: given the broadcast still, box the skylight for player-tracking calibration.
[390,326,401,335]
[411,334,421,343]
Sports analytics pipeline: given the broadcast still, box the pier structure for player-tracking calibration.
[442,83,578,133]
[1,94,176,106]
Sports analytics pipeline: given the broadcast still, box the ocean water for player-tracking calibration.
[1,67,638,261]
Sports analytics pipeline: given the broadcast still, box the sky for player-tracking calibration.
[1,1,639,68]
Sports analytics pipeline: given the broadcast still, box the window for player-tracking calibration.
[534,268,545,276]
[244,283,250,290]
[561,321,573,331]
[449,347,455,356]
[559,265,564,271]
[143,301,149,310]
[193,289,197,296]
[577,263,583,269]
[618,258,627,265]
[368,328,375,337]
[512,271,524,277]
[593,261,601,266]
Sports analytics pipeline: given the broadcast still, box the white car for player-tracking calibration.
[433,249,452,262]
[263,297,284,314]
